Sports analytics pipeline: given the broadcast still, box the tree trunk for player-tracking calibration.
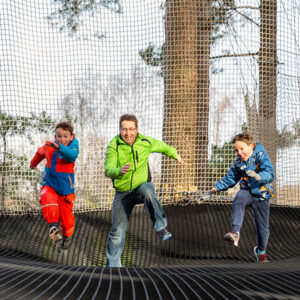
[196,0,211,192]
[162,0,211,193]
[243,92,259,142]
[258,0,277,198]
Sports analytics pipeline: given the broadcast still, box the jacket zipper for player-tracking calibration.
[68,176,72,188]
[130,146,136,190]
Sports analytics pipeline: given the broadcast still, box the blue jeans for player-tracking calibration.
[231,190,270,252]
[106,182,168,267]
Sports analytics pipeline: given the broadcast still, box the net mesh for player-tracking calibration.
[0,0,299,214]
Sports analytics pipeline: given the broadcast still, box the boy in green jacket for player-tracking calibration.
[105,114,184,267]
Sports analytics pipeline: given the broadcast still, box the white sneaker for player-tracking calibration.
[224,231,240,247]
[49,226,63,242]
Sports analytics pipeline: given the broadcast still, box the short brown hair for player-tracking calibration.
[55,122,74,135]
[119,114,138,129]
[232,132,253,145]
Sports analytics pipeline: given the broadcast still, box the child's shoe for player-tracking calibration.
[224,231,240,246]
[254,246,269,263]
[60,236,72,251]
[49,226,62,242]
[156,228,173,241]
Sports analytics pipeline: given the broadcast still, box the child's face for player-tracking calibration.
[55,128,74,146]
[234,141,254,162]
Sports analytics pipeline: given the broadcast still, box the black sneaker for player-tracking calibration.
[60,236,72,250]
[156,228,172,241]
[49,226,62,242]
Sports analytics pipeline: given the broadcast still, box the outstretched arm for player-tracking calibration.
[148,137,178,159]
[30,145,46,169]
[214,163,242,192]
[57,143,79,162]
[147,136,185,166]
[46,139,79,162]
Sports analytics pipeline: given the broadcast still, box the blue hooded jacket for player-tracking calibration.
[214,143,274,200]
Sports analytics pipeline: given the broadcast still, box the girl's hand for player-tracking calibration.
[246,170,261,181]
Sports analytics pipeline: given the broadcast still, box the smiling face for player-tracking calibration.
[55,128,74,146]
[120,120,138,146]
[234,140,254,162]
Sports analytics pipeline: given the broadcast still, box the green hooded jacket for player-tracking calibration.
[105,133,178,192]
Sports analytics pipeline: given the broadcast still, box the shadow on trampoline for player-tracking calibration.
[0,204,299,299]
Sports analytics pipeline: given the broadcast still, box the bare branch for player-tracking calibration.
[210,52,258,59]
[235,6,260,10]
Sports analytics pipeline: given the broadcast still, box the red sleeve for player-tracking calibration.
[30,145,47,167]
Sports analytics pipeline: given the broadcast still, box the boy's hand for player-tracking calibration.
[121,163,131,175]
[46,141,59,149]
[246,170,261,181]
[30,164,36,170]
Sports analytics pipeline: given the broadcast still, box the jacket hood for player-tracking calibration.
[253,143,266,154]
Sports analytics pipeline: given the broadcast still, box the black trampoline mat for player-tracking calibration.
[0,204,299,299]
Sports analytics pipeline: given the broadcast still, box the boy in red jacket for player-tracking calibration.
[30,122,79,250]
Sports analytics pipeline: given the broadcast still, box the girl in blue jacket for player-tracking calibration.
[202,132,274,262]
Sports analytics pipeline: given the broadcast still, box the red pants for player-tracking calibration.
[40,186,75,238]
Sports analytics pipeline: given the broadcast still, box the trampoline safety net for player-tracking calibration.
[1,1,300,299]
[0,0,299,214]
